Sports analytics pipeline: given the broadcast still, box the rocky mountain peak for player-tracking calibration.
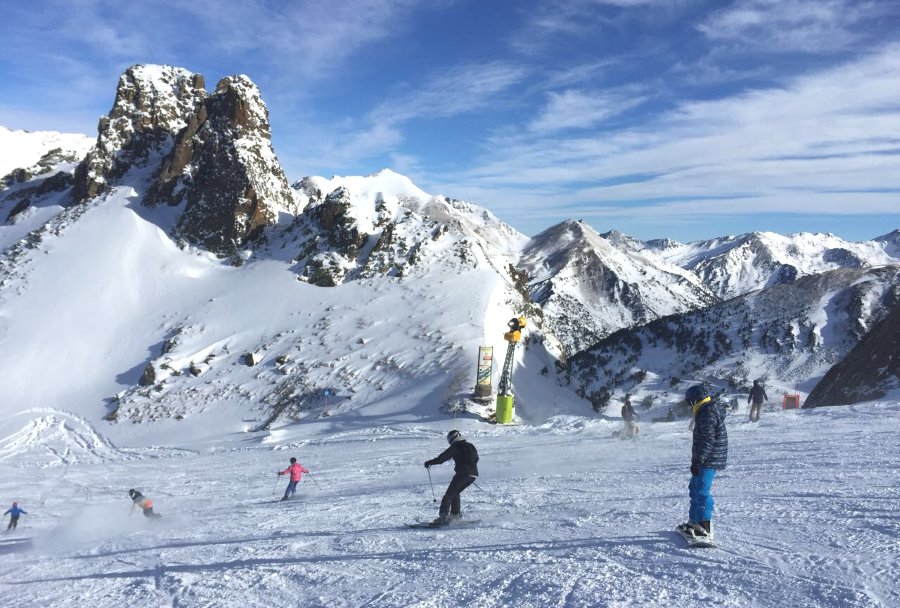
[73,65,206,202]
[875,229,900,256]
[153,74,296,253]
[209,75,272,139]
[68,65,295,254]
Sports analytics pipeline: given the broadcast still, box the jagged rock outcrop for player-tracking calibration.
[72,65,206,202]
[804,304,900,407]
[149,75,297,251]
[69,65,296,253]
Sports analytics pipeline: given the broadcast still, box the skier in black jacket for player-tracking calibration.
[748,380,768,422]
[424,430,479,525]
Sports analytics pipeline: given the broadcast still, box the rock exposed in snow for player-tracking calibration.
[283,169,526,286]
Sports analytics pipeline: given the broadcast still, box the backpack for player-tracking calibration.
[461,441,479,466]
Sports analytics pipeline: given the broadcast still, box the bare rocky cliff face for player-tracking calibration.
[72,65,295,253]
[149,75,297,251]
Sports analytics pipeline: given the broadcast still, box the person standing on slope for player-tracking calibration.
[4,502,27,531]
[128,489,161,518]
[621,394,639,438]
[678,385,728,541]
[748,380,768,422]
[424,430,479,525]
[277,457,310,501]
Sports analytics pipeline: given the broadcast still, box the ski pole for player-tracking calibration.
[472,481,495,501]
[427,467,437,502]
[306,472,321,487]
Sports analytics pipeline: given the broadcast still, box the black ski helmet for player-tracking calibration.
[290,457,297,464]
[685,385,709,406]
[128,489,137,498]
[446,430,461,444]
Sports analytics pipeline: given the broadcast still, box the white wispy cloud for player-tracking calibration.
[528,89,647,133]
[369,61,529,126]
[434,44,900,228]
[697,0,881,53]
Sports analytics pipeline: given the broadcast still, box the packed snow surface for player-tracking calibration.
[1,402,897,607]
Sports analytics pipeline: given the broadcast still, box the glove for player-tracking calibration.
[690,462,700,476]
[424,461,432,469]
[277,472,283,476]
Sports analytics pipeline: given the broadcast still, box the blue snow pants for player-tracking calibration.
[689,467,716,522]
[284,480,298,499]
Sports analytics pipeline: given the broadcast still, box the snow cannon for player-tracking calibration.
[495,316,526,424]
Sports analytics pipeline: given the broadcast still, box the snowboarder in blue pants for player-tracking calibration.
[678,385,728,541]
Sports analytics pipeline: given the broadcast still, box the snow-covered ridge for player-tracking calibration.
[652,230,900,300]
[519,220,717,354]
[568,265,900,412]
[0,126,93,179]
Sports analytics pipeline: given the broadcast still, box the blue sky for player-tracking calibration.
[1,0,898,242]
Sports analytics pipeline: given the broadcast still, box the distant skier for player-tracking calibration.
[621,394,639,438]
[128,489,161,518]
[424,430,479,525]
[748,380,768,422]
[277,457,310,501]
[677,385,728,541]
[4,502,27,531]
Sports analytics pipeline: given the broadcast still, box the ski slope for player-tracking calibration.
[1,401,897,607]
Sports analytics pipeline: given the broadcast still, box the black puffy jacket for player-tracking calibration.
[426,440,479,476]
[692,398,728,470]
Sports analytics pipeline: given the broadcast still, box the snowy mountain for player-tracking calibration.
[650,231,900,300]
[283,170,525,286]
[519,221,717,355]
[0,127,93,247]
[1,62,898,437]
[567,265,900,412]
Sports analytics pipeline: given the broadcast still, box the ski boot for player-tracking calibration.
[677,521,707,538]
[430,515,451,527]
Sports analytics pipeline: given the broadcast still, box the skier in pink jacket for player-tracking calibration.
[277,457,310,501]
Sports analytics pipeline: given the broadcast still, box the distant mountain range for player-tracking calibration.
[1,64,898,433]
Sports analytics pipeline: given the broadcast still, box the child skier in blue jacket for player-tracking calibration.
[4,502,27,531]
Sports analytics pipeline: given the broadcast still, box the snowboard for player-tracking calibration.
[675,526,716,548]
[406,518,480,529]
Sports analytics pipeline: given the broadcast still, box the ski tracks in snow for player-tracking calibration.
[1,403,899,607]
